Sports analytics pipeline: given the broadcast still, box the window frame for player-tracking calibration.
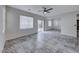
[20,15,34,30]
[48,20,52,26]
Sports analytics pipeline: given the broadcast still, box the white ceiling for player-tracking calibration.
[9,5,79,18]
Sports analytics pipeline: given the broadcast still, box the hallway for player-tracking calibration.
[3,31,79,53]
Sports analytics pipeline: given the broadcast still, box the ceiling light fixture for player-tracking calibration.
[43,12,47,14]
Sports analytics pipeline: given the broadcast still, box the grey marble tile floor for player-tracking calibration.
[2,31,79,53]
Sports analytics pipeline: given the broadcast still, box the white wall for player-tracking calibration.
[53,11,79,37]
[0,6,6,52]
[60,12,77,37]
[6,6,52,40]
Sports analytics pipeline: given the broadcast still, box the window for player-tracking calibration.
[20,16,33,29]
[54,20,58,26]
[48,20,52,26]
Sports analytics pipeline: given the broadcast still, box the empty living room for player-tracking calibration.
[1,5,79,53]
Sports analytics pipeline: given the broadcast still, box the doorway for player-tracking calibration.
[38,20,44,32]
[76,20,79,46]
[77,20,79,38]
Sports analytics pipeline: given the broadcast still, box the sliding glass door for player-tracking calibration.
[38,20,44,32]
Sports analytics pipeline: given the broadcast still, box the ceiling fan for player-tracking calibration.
[38,7,53,14]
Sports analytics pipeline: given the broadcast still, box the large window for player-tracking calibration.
[20,16,33,29]
[48,20,52,26]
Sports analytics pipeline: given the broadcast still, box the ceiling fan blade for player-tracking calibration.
[47,12,51,13]
[47,11,51,13]
[47,8,53,11]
